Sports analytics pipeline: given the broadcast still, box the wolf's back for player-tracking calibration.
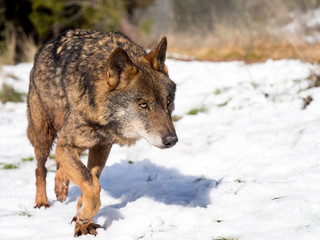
[32,30,146,90]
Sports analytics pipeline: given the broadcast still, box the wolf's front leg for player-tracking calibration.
[72,142,112,234]
[54,163,70,202]
[55,144,101,237]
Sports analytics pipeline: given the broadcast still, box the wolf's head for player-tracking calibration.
[106,37,178,149]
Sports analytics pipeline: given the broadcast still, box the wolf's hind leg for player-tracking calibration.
[30,127,56,208]
[28,106,56,208]
[34,148,50,208]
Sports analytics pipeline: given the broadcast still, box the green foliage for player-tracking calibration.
[3,164,18,169]
[217,101,229,107]
[22,157,34,162]
[0,84,26,104]
[214,89,222,95]
[214,87,231,95]
[28,0,126,41]
[187,107,207,115]
[250,82,258,88]
[234,179,246,183]
[232,186,242,195]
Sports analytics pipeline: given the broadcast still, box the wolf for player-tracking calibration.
[27,29,178,236]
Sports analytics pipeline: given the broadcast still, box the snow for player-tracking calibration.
[1,59,320,239]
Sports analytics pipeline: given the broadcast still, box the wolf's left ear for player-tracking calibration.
[107,48,137,91]
[145,36,168,74]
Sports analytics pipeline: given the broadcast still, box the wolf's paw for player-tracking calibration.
[55,184,68,202]
[34,201,50,208]
[73,217,101,237]
[54,173,69,202]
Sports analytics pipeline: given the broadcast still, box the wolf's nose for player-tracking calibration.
[162,134,178,148]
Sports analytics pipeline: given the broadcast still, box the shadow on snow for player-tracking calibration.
[67,159,219,229]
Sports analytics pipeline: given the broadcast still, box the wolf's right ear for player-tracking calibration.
[107,48,137,91]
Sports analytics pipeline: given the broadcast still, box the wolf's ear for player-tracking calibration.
[107,48,137,90]
[145,36,168,74]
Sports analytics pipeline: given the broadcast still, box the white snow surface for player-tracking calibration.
[0,59,320,240]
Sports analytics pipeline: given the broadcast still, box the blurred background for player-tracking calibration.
[2,0,320,64]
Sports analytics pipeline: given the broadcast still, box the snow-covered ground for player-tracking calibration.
[0,59,320,240]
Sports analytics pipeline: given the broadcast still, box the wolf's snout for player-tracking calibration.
[162,134,178,148]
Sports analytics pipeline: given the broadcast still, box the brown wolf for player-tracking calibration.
[27,29,178,236]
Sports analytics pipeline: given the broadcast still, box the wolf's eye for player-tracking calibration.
[167,99,171,107]
[139,102,148,109]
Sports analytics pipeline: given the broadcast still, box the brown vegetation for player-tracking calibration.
[2,0,320,64]
[168,37,320,63]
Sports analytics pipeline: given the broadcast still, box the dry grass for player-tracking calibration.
[2,29,319,64]
[19,34,38,63]
[163,0,320,63]
[168,32,320,63]
[0,29,16,65]
[0,29,38,65]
